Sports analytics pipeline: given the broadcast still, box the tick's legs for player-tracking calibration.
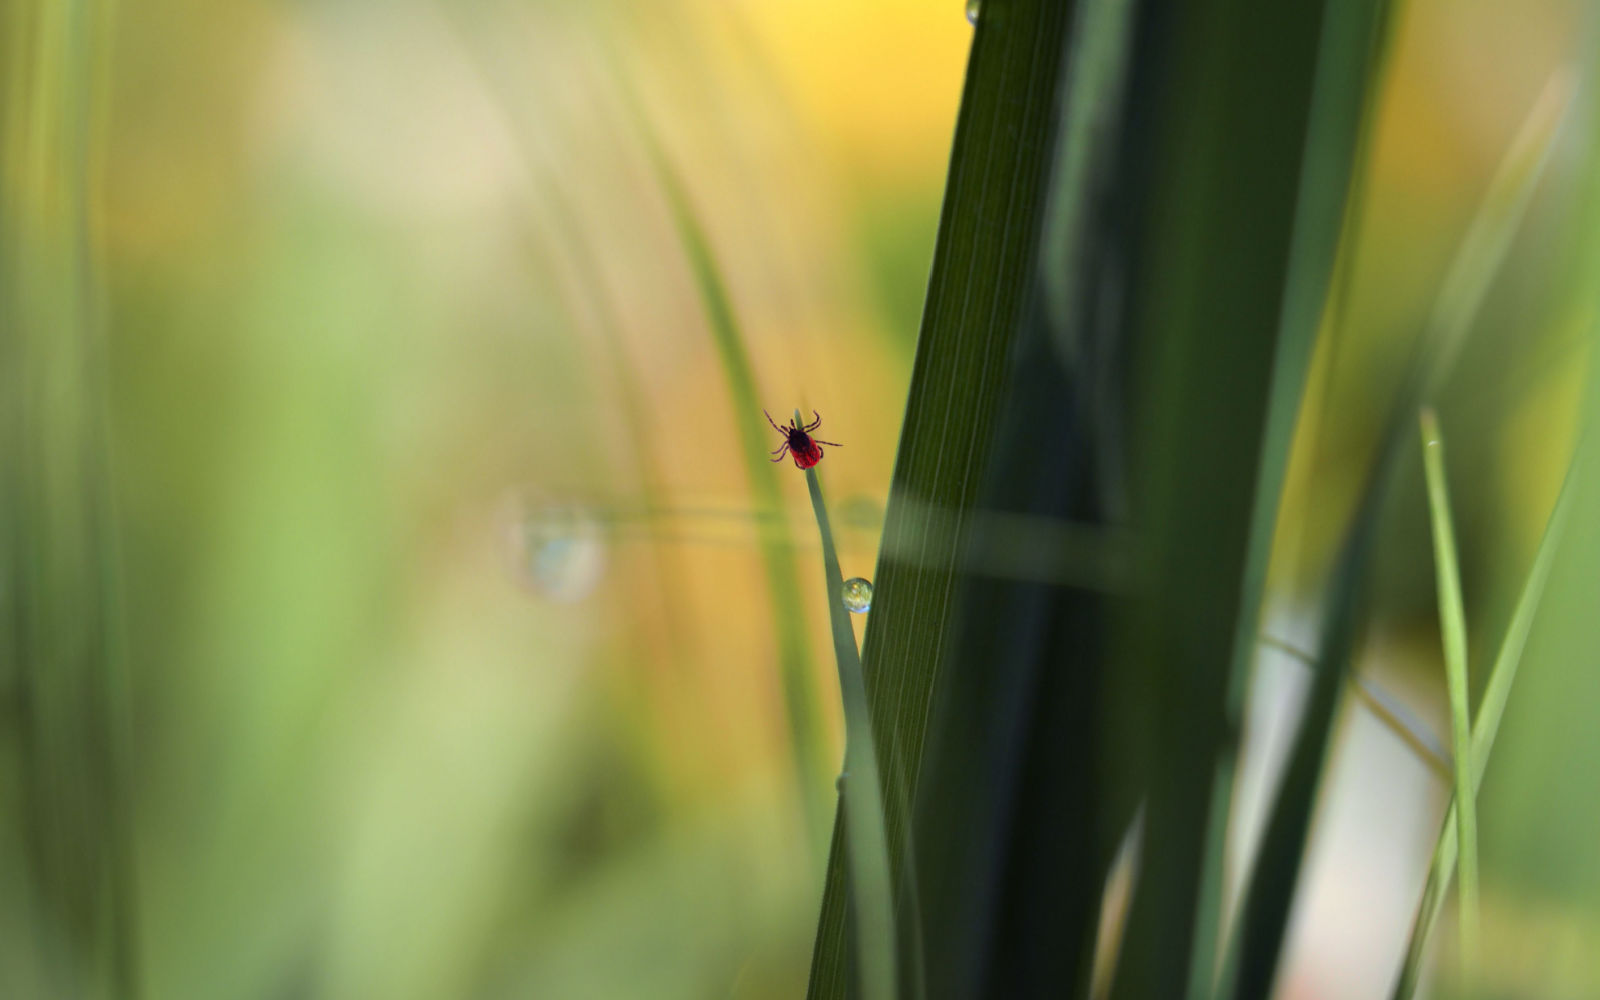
[770,443,789,454]
[804,411,822,431]
[811,438,842,447]
[764,410,787,435]
[769,444,790,462]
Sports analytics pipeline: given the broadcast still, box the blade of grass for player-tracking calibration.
[1183,0,1398,992]
[457,12,836,847]
[893,0,1141,989]
[1216,69,1572,1000]
[1099,0,1394,993]
[632,116,832,843]
[438,11,700,672]
[803,420,897,1000]
[806,2,1078,995]
[1390,460,1576,999]
[1213,477,1377,1000]
[1418,409,1478,973]
[1,0,138,993]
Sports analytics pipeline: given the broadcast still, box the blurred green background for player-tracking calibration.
[2,0,1598,997]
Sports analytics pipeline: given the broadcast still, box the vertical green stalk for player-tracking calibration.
[802,428,895,1000]
[1418,408,1477,976]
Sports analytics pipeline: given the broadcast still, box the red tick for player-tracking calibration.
[765,409,841,470]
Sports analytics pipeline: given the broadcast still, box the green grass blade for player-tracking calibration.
[1217,69,1571,1000]
[1215,496,1374,1000]
[0,0,138,994]
[803,435,898,1000]
[632,123,832,842]
[1418,409,1478,973]
[435,12,701,672]
[806,3,1077,995]
[1099,0,1394,994]
[1390,460,1576,1000]
[1184,0,1398,991]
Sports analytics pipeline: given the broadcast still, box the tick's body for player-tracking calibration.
[766,410,841,469]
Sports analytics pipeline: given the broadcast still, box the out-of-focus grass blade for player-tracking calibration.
[806,2,1077,995]
[1214,484,1375,1000]
[803,436,897,1000]
[1217,70,1572,1000]
[1098,0,1394,994]
[0,0,138,995]
[1418,409,1478,972]
[633,122,832,841]
[438,10,699,670]
[1390,462,1576,1000]
[1181,0,1398,992]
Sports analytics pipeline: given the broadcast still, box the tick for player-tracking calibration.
[766,409,841,470]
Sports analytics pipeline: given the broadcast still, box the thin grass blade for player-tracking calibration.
[804,449,897,1000]
[1390,460,1576,999]
[629,120,832,842]
[1418,408,1478,972]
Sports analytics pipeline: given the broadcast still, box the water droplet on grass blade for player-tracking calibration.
[966,0,981,24]
[842,577,873,614]
[501,493,605,602]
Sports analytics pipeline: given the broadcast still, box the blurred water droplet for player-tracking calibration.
[835,771,849,793]
[842,577,874,614]
[966,0,981,25]
[501,493,605,602]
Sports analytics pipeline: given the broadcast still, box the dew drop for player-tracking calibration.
[842,577,874,614]
[500,492,606,602]
[965,0,981,25]
[835,771,849,793]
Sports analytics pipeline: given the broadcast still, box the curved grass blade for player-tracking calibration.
[1389,460,1576,1000]
[1418,409,1478,973]
[803,430,897,1000]
[633,119,832,843]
